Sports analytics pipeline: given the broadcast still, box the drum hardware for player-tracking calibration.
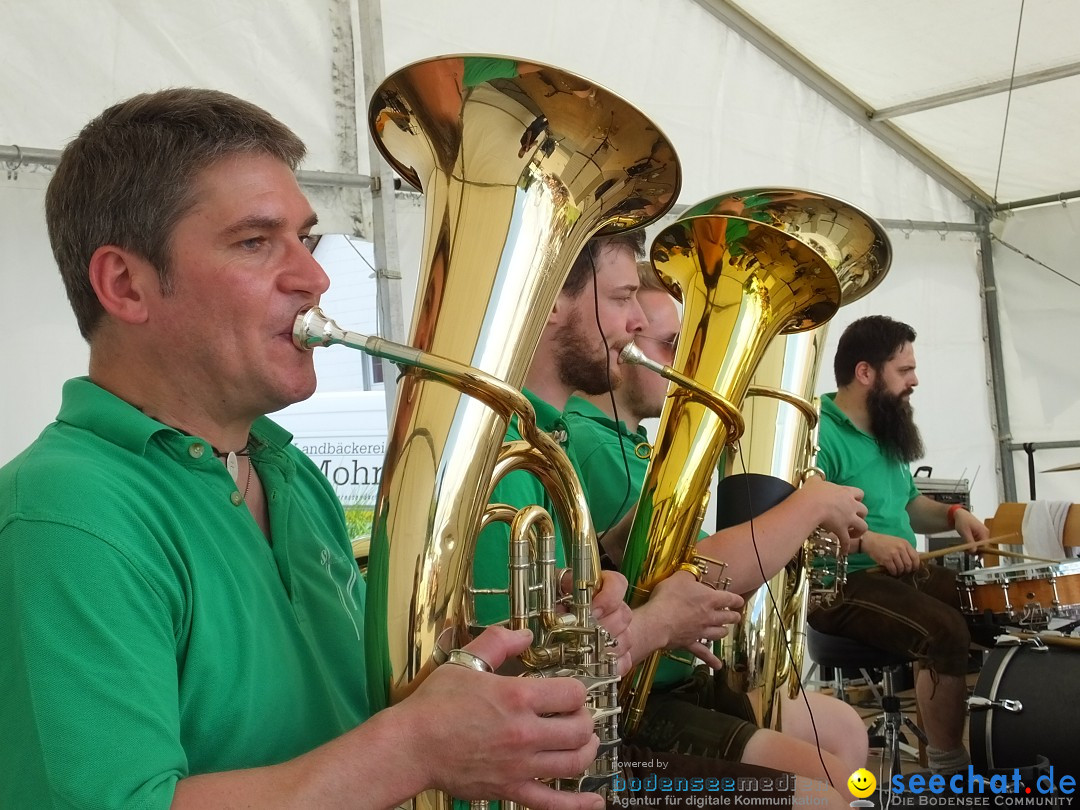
[967,695,1023,713]
[957,559,1080,626]
[993,630,1080,650]
[969,642,1080,773]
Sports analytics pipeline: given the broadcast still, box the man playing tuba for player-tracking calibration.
[562,261,871,792]
[0,88,619,810]
[473,234,864,805]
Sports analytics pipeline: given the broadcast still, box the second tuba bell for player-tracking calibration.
[687,189,892,729]
[617,198,844,735]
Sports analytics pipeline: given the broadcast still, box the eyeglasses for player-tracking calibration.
[635,334,678,353]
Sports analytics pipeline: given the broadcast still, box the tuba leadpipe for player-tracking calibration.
[357,54,680,809]
[617,206,844,736]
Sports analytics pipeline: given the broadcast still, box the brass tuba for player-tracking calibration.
[318,55,679,808]
[617,203,844,735]
[688,189,892,728]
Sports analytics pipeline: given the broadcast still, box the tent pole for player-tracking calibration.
[976,211,1017,501]
[0,144,373,190]
[357,0,405,419]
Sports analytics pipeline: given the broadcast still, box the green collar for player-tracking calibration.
[57,377,295,459]
[564,395,649,442]
[820,391,873,439]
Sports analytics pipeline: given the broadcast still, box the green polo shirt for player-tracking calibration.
[818,392,920,574]
[563,396,651,535]
[0,378,368,809]
[562,396,694,686]
[472,389,570,626]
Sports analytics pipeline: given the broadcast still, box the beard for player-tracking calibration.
[622,365,665,421]
[552,318,618,396]
[867,377,925,463]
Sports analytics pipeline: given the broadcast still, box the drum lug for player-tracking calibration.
[968,695,1024,713]
[994,634,1049,651]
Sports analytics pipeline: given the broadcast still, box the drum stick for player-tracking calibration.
[919,532,1019,561]
[861,533,1021,574]
[984,548,1061,564]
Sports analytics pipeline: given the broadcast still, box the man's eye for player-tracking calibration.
[240,237,266,250]
[300,233,322,254]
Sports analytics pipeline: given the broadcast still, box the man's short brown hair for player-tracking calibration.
[561,231,646,298]
[46,88,306,339]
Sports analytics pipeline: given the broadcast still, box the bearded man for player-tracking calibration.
[808,315,989,776]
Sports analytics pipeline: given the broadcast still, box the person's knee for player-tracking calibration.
[925,610,971,674]
[825,698,869,769]
[935,609,971,650]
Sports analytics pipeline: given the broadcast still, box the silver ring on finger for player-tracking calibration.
[445,649,493,673]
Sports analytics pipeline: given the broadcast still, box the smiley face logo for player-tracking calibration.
[848,768,876,799]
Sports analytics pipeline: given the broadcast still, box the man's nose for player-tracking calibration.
[284,241,331,296]
[628,298,648,333]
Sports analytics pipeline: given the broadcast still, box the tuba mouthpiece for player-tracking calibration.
[619,341,664,375]
[292,306,339,351]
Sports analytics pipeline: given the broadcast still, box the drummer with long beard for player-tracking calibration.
[808,315,990,777]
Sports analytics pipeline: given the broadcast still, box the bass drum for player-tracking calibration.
[970,643,1080,774]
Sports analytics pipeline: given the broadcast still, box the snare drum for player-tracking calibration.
[957,560,1080,624]
[970,643,1080,773]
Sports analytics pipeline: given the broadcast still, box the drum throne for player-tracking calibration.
[806,625,928,779]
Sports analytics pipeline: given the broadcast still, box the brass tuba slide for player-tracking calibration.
[617,201,844,735]
[688,190,892,729]
[298,55,680,809]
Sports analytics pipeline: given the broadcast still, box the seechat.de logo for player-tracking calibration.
[848,768,877,807]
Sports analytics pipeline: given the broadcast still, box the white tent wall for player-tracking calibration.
[0,171,86,464]
[0,0,368,465]
[993,204,1080,502]
[2,0,1003,518]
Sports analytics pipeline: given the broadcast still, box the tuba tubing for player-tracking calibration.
[295,306,620,796]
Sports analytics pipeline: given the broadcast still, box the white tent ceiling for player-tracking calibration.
[2,0,1078,512]
[720,0,1080,210]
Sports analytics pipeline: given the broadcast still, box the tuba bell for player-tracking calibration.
[307,55,679,809]
[617,202,844,736]
[687,189,892,728]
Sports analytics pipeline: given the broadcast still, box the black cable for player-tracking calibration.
[992,0,1025,205]
[733,448,836,789]
[586,250,635,543]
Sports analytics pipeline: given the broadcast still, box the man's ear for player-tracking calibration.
[853,360,875,386]
[547,291,572,327]
[87,246,156,325]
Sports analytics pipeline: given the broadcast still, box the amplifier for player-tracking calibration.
[914,465,973,570]
[913,465,970,510]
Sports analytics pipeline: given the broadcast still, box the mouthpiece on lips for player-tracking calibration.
[292,306,336,350]
[619,341,664,375]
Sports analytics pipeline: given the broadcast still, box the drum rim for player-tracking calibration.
[960,559,1080,584]
[971,644,1020,773]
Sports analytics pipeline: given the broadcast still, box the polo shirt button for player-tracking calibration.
[189,444,205,459]
[230,492,243,506]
